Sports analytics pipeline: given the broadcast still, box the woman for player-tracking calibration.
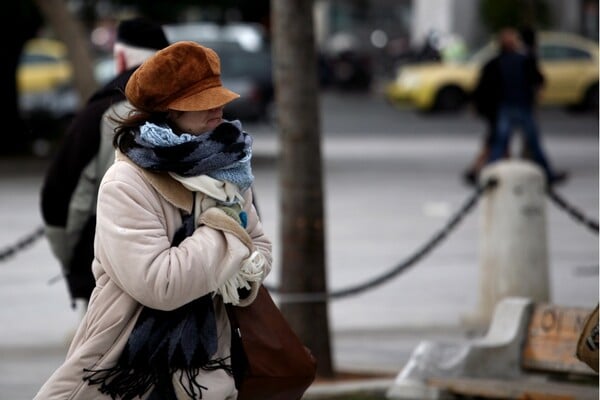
[35,41,272,400]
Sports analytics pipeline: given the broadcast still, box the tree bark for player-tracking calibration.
[3,1,42,153]
[32,0,98,107]
[271,0,333,377]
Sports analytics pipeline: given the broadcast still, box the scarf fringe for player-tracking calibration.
[83,357,233,400]
[176,357,233,399]
[83,365,155,400]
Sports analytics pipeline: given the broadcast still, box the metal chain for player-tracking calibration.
[0,225,45,262]
[547,188,599,234]
[10,181,593,304]
[265,178,498,303]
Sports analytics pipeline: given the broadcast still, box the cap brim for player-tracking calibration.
[167,86,240,111]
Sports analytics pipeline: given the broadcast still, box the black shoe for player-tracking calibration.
[549,171,569,186]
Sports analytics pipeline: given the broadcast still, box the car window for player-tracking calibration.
[20,53,61,65]
[164,23,221,43]
[218,49,272,79]
[164,23,266,52]
[539,44,592,61]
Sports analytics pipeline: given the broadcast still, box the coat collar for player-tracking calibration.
[115,150,193,213]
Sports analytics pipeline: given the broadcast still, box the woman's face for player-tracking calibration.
[168,106,224,135]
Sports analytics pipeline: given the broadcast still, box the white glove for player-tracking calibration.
[239,251,265,282]
[218,251,265,305]
[218,274,249,305]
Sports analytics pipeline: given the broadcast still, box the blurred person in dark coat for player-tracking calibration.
[470,28,566,185]
[464,26,543,185]
[40,17,170,308]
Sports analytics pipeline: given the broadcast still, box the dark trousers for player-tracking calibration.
[488,104,555,179]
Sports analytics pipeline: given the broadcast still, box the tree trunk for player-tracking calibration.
[271,0,333,377]
[3,1,42,153]
[32,0,98,107]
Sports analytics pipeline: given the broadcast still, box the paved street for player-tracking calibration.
[0,92,598,398]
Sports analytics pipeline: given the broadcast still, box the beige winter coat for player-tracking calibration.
[34,151,272,399]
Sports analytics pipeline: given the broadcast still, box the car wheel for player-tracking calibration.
[433,86,466,112]
[569,83,599,113]
[583,84,599,112]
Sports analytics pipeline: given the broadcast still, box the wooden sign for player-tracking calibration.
[521,303,595,375]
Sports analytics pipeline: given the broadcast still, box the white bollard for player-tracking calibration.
[476,160,550,325]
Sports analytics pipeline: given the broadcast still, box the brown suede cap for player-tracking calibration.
[125,41,240,112]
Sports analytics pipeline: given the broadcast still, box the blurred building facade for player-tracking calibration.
[312,0,598,86]
[315,0,597,48]
[410,0,598,47]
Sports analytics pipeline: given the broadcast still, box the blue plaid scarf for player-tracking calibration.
[120,119,254,192]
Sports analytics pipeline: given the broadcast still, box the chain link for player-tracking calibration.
[547,188,599,234]
[0,225,45,262]
[265,178,498,303]
[2,179,595,305]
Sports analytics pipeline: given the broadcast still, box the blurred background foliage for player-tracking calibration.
[480,0,552,31]
[77,0,270,28]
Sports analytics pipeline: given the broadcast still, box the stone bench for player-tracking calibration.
[386,297,598,400]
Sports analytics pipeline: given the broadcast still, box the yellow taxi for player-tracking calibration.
[17,38,73,93]
[385,31,599,112]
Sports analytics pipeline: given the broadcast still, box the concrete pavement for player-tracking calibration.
[0,125,597,399]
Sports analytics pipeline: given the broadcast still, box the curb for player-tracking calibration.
[305,378,394,399]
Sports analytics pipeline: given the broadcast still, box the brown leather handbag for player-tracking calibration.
[226,285,317,400]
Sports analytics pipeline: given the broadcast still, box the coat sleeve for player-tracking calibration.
[242,187,273,278]
[472,59,499,120]
[95,163,255,311]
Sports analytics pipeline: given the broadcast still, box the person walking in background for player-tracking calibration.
[484,27,567,185]
[464,26,546,186]
[40,17,170,309]
[34,40,272,400]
